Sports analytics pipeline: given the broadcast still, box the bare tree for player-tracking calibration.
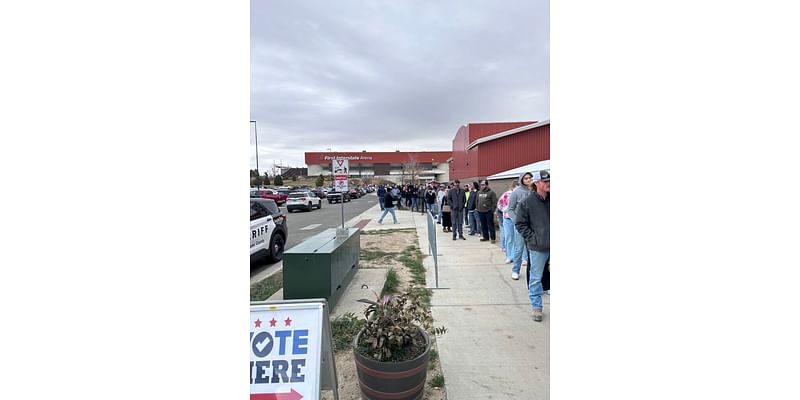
[402,154,421,185]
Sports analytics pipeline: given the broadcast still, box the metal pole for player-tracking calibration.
[250,120,259,175]
[341,191,345,229]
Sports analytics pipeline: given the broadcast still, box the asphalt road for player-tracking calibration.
[250,192,379,278]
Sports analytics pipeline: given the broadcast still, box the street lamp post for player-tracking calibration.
[250,120,259,175]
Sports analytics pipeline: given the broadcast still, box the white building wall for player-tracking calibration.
[308,164,324,176]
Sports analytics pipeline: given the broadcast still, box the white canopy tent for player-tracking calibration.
[486,159,550,181]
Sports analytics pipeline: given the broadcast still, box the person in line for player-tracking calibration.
[464,184,471,229]
[466,181,480,235]
[515,170,550,322]
[476,180,498,243]
[447,179,467,240]
[496,194,505,247]
[403,184,412,209]
[463,184,471,226]
[377,188,399,224]
[425,185,437,218]
[507,171,533,280]
[436,185,446,224]
[441,186,452,233]
[498,180,518,259]
[377,184,386,210]
[410,184,419,211]
[417,184,426,213]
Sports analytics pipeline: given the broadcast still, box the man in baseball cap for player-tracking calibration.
[514,170,550,322]
[532,170,550,182]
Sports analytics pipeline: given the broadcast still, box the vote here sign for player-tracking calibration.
[250,302,325,400]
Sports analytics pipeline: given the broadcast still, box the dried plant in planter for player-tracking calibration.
[356,288,447,362]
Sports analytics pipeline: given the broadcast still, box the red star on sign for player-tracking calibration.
[284,317,292,327]
[269,318,277,327]
[254,319,262,328]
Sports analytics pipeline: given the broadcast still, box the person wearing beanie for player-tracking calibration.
[506,171,534,280]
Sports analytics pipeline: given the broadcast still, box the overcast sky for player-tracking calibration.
[250,0,549,171]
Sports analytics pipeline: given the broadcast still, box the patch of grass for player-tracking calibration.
[330,312,364,352]
[381,268,400,296]
[360,228,417,236]
[360,249,394,262]
[398,244,426,285]
[250,271,283,301]
[429,373,445,388]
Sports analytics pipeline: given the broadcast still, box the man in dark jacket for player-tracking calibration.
[515,170,550,322]
[466,181,480,235]
[447,180,467,240]
[424,186,437,218]
[476,179,498,243]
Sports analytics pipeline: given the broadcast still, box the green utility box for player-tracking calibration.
[282,228,360,309]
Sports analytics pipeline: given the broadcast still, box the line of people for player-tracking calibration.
[373,174,550,323]
[500,171,550,322]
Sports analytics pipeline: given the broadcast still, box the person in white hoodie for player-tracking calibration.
[506,171,534,280]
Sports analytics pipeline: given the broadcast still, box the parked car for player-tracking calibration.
[311,189,326,199]
[349,188,362,199]
[327,191,351,204]
[250,198,288,263]
[250,189,288,206]
[286,191,322,212]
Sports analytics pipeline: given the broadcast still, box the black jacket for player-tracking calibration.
[383,193,395,208]
[515,191,549,251]
[466,190,478,210]
[425,189,437,203]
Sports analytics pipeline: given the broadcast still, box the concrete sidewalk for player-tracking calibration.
[270,203,550,398]
[353,204,550,399]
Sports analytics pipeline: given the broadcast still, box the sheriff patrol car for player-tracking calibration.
[250,198,288,263]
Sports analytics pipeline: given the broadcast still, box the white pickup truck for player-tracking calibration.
[250,198,288,262]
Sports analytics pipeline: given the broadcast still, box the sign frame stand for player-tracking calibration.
[332,158,350,229]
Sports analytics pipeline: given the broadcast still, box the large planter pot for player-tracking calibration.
[353,330,431,400]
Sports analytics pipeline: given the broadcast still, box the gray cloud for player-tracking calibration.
[251,0,549,169]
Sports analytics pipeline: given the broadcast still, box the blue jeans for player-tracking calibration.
[511,229,527,274]
[412,197,419,211]
[378,206,397,223]
[528,249,550,310]
[427,202,436,218]
[502,217,514,253]
[468,210,478,234]
[378,196,385,210]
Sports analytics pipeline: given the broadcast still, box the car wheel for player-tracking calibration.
[268,233,285,262]
[307,202,312,212]
[317,201,322,209]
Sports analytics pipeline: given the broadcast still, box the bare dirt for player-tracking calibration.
[322,229,447,400]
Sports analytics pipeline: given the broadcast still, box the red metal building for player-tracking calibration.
[449,121,550,181]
